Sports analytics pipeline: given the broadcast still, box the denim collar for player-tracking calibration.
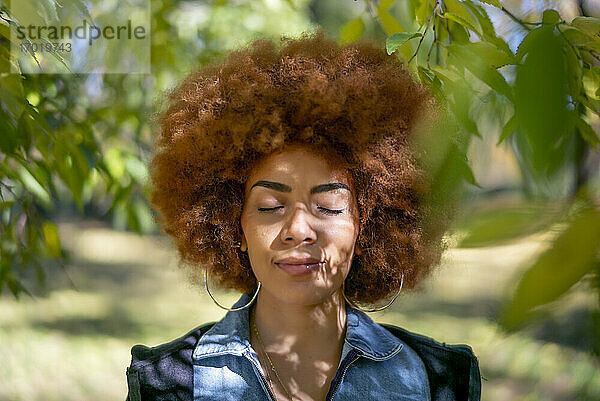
[192,292,404,362]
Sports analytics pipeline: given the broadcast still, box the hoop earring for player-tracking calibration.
[203,269,260,311]
[342,273,403,313]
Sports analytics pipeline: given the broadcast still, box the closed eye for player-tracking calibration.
[258,206,284,212]
[257,206,343,215]
[318,206,344,215]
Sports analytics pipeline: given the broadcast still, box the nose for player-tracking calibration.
[280,205,317,246]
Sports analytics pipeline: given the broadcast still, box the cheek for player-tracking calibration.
[242,217,278,252]
[324,219,358,260]
[252,227,277,248]
[332,214,359,239]
[333,223,358,245]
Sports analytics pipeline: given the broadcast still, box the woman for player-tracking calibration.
[126,30,480,401]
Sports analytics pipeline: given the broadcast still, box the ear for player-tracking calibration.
[240,234,248,253]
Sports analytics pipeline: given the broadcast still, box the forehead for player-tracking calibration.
[244,147,353,192]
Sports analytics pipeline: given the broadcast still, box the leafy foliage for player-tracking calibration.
[501,193,600,329]
[0,0,155,297]
[338,0,600,334]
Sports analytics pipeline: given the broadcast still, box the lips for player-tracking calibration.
[275,256,322,264]
[274,256,325,276]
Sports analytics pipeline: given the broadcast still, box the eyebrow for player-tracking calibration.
[249,180,351,194]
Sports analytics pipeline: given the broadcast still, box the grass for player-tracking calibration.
[0,218,598,401]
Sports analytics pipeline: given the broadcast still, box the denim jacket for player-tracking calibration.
[126,293,481,401]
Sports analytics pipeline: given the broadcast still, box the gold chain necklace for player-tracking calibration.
[251,309,295,401]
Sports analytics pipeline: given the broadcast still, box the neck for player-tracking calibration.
[251,290,347,357]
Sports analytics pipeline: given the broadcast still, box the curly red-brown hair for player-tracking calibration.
[150,29,452,306]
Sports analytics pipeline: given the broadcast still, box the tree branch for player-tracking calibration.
[408,0,440,64]
[500,6,534,31]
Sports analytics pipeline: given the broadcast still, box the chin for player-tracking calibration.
[268,282,341,306]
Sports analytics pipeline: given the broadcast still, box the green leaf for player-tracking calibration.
[0,115,18,154]
[38,0,60,23]
[0,201,15,212]
[386,32,422,55]
[465,42,515,68]
[513,27,573,177]
[415,0,432,26]
[417,66,443,98]
[443,12,480,36]
[431,68,482,138]
[578,40,600,54]
[105,181,133,216]
[377,0,405,35]
[378,10,405,36]
[14,152,53,197]
[61,0,96,25]
[42,221,61,259]
[17,110,33,151]
[53,138,84,210]
[68,140,91,179]
[448,96,481,138]
[497,113,518,145]
[417,65,434,84]
[571,16,600,38]
[576,117,600,150]
[561,25,596,47]
[461,1,512,54]
[17,164,51,206]
[578,94,599,113]
[447,43,513,100]
[500,205,600,329]
[516,27,545,61]
[38,37,73,73]
[542,9,560,26]
[432,65,464,84]
[0,20,8,39]
[4,271,23,298]
[377,0,396,8]
[457,202,564,248]
[459,158,481,187]
[444,0,482,35]
[339,17,365,44]
[127,202,141,233]
[564,38,582,96]
[424,139,473,216]
[0,23,21,73]
[444,18,471,43]
[78,142,98,169]
[125,154,148,184]
[0,74,25,119]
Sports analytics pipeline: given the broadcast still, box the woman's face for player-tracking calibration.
[241,145,360,306]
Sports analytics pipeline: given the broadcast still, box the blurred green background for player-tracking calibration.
[1,0,600,400]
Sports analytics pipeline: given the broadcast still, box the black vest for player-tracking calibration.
[126,322,481,401]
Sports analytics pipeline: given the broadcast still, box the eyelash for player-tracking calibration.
[258,206,343,215]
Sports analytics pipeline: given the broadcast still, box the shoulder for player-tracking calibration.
[380,323,478,363]
[126,322,216,401]
[379,323,481,401]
